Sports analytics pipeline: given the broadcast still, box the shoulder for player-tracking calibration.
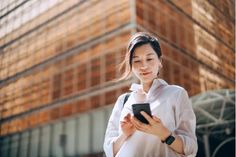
[117,93,129,101]
[162,85,190,102]
[165,84,187,94]
[159,79,187,94]
[114,93,130,110]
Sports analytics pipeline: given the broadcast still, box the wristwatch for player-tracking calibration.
[162,134,175,145]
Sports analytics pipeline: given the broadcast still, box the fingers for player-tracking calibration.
[121,120,135,134]
[121,120,131,125]
[122,113,134,131]
[152,116,161,122]
[120,121,126,125]
[121,121,132,130]
[123,113,131,121]
[132,113,162,129]
[140,111,155,125]
[123,113,161,132]
[131,116,148,132]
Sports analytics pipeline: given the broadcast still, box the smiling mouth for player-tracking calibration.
[141,72,151,76]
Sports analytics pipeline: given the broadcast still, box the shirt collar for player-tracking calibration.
[129,79,168,103]
[147,79,168,94]
[129,79,168,93]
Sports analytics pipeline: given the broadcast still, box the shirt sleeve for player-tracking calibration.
[174,89,198,157]
[103,94,126,157]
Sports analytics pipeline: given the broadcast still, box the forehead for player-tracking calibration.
[133,44,156,56]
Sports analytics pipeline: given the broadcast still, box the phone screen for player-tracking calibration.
[132,103,152,124]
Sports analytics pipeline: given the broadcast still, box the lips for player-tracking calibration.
[141,72,151,76]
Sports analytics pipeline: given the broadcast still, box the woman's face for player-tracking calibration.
[131,44,162,84]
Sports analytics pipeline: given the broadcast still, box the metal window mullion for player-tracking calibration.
[89,113,93,155]
[49,123,54,157]
[37,126,42,157]
[26,129,32,157]
[47,124,52,157]
[7,135,11,157]
[75,117,79,156]
[61,120,66,157]
[17,132,23,157]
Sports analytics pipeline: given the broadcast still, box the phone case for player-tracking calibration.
[132,103,152,124]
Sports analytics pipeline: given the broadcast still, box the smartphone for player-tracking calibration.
[132,103,152,124]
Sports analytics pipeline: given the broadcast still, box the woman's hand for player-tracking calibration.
[131,111,170,141]
[113,113,136,156]
[120,113,136,139]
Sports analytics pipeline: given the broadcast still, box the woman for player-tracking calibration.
[103,32,197,157]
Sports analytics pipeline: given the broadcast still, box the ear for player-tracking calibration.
[159,57,163,67]
[159,57,163,63]
[160,62,163,69]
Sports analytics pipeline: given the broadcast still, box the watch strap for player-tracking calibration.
[162,133,175,145]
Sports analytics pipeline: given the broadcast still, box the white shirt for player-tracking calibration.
[103,79,198,157]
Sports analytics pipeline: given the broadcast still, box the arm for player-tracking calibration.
[173,89,198,156]
[156,89,197,155]
[103,95,124,157]
[103,94,135,157]
[131,89,197,156]
[132,112,185,154]
[113,114,135,156]
[113,134,128,156]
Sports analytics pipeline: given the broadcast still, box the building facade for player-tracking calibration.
[0,0,235,156]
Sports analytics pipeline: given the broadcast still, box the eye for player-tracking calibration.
[147,58,153,61]
[133,60,141,63]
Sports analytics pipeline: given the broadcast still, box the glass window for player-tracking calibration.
[51,122,63,157]
[91,109,106,153]
[39,125,50,157]
[65,118,76,156]
[77,114,90,155]
[0,136,10,157]
[105,106,113,123]
[19,131,29,157]
[29,128,40,157]
[9,134,19,157]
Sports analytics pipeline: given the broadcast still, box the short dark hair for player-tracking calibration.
[119,32,162,80]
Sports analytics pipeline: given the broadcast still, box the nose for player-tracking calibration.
[140,60,148,70]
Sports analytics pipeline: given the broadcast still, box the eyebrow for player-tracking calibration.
[147,53,155,56]
[133,53,155,58]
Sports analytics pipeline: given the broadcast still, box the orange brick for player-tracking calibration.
[90,95,101,108]
[105,53,117,81]
[91,58,101,86]
[60,103,73,117]
[77,63,87,92]
[105,90,118,105]
[50,107,60,120]
[52,73,62,100]
[39,110,50,124]
[75,99,91,113]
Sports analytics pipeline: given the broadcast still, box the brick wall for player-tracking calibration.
[136,0,234,95]
[0,0,133,136]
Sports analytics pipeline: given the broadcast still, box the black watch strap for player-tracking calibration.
[162,134,175,145]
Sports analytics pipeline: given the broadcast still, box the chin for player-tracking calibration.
[141,77,155,83]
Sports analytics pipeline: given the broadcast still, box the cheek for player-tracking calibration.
[150,63,160,72]
[132,67,139,74]
[132,67,141,77]
[132,63,139,71]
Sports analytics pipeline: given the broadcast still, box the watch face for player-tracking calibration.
[166,135,175,145]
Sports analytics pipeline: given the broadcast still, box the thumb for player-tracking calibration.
[153,116,161,122]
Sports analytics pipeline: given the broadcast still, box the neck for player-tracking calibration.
[142,80,154,93]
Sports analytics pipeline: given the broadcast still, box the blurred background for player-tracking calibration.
[0,0,235,157]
